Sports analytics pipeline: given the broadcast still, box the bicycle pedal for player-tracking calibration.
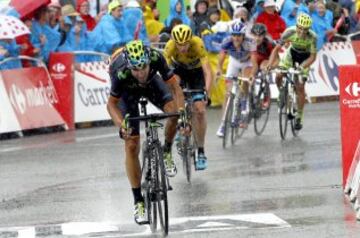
[287,114,295,120]
[167,185,173,191]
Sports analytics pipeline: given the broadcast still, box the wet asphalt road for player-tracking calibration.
[0,101,359,238]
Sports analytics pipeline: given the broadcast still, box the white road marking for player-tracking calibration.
[197,221,233,227]
[17,227,35,238]
[61,222,118,235]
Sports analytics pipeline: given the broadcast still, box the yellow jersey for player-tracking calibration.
[163,36,208,70]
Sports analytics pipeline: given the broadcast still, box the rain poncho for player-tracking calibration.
[280,0,306,27]
[58,24,96,62]
[90,14,127,54]
[122,7,149,44]
[0,40,22,70]
[311,12,333,50]
[164,0,191,26]
[143,5,165,37]
[30,20,60,61]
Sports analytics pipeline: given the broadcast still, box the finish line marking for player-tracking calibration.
[0,213,290,238]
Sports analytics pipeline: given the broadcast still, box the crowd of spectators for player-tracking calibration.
[0,0,359,71]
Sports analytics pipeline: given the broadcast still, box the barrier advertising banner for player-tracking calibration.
[48,52,75,129]
[0,75,21,133]
[74,61,111,123]
[339,65,360,187]
[0,67,66,130]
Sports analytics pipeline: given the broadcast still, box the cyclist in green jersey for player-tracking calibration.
[267,13,317,130]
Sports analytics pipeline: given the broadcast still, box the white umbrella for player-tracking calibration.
[0,15,30,40]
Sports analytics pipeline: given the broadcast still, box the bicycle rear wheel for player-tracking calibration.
[279,85,289,140]
[154,146,169,235]
[223,95,233,148]
[254,80,271,136]
[181,135,192,183]
[141,143,157,232]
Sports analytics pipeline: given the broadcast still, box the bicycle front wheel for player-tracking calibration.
[254,80,271,136]
[223,95,233,148]
[181,135,192,183]
[290,87,300,137]
[279,85,289,140]
[155,146,169,235]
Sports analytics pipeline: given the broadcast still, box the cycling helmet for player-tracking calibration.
[296,13,312,28]
[230,20,246,35]
[251,23,267,36]
[125,40,150,69]
[171,24,192,44]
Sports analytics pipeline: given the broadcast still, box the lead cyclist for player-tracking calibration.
[267,13,317,130]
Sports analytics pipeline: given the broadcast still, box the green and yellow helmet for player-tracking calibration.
[297,13,312,28]
[125,40,150,69]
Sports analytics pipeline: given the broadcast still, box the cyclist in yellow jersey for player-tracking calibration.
[164,24,213,170]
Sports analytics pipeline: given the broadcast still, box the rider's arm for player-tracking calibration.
[249,52,258,78]
[201,57,213,93]
[107,95,123,128]
[166,75,185,108]
[267,44,282,68]
[216,50,226,75]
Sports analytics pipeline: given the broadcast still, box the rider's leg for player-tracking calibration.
[295,81,306,129]
[193,100,207,151]
[124,136,142,191]
[163,100,178,144]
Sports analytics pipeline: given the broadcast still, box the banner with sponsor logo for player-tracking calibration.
[0,67,66,130]
[269,41,357,99]
[339,65,360,187]
[0,75,21,134]
[74,61,111,123]
[48,52,75,129]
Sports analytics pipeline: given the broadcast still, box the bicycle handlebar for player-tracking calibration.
[272,67,302,75]
[127,112,180,122]
[221,75,251,82]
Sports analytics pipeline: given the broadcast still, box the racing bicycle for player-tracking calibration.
[125,98,179,236]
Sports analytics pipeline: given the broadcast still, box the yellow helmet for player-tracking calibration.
[125,40,150,69]
[171,24,192,44]
[297,13,312,28]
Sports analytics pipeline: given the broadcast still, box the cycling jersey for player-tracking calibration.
[109,46,174,98]
[278,26,317,54]
[221,36,256,62]
[163,36,208,70]
[255,37,276,65]
[109,46,175,136]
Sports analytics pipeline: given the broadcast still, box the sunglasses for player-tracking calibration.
[296,25,309,31]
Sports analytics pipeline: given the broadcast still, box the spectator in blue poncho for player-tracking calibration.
[280,0,306,27]
[31,6,61,62]
[251,0,265,23]
[90,0,127,54]
[0,39,22,70]
[122,0,149,45]
[311,2,336,50]
[299,0,333,23]
[165,0,191,27]
[57,16,96,62]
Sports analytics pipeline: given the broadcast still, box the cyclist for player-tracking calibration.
[163,24,212,170]
[215,20,258,136]
[250,23,278,109]
[107,40,184,224]
[267,13,317,130]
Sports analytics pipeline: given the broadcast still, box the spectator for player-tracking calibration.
[31,6,60,61]
[256,0,286,40]
[48,0,61,30]
[251,0,265,22]
[281,0,306,27]
[122,0,149,44]
[0,39,22,70]
[159,18,182,43]
[58,16,95,62]
[15,18,41,67]
[312,2,336,49]
[164,0,191,26]
[191,0,209,36]
[301,0,333,23]
[199,7,221,32]
[58,4,81,49]
[90,0,127,54]
[76,0,97,31]
[206,0,231,21]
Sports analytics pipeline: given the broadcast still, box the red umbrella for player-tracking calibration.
[10,0,50,18]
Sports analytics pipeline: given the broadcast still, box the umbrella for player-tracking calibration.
[9,0,50,18]
[0,15,30,39]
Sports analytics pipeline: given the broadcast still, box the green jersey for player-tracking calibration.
[278,26,317,54]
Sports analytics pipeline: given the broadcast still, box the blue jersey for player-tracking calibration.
[221,36,256,62]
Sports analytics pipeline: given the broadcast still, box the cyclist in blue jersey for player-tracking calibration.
[215,20,258,137]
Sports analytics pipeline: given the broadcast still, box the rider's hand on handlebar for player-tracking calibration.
[119,115,132,140]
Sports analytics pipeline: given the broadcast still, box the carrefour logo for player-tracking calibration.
[345,82,360,97]
[52,63,66,73]
[9,84,26,114]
